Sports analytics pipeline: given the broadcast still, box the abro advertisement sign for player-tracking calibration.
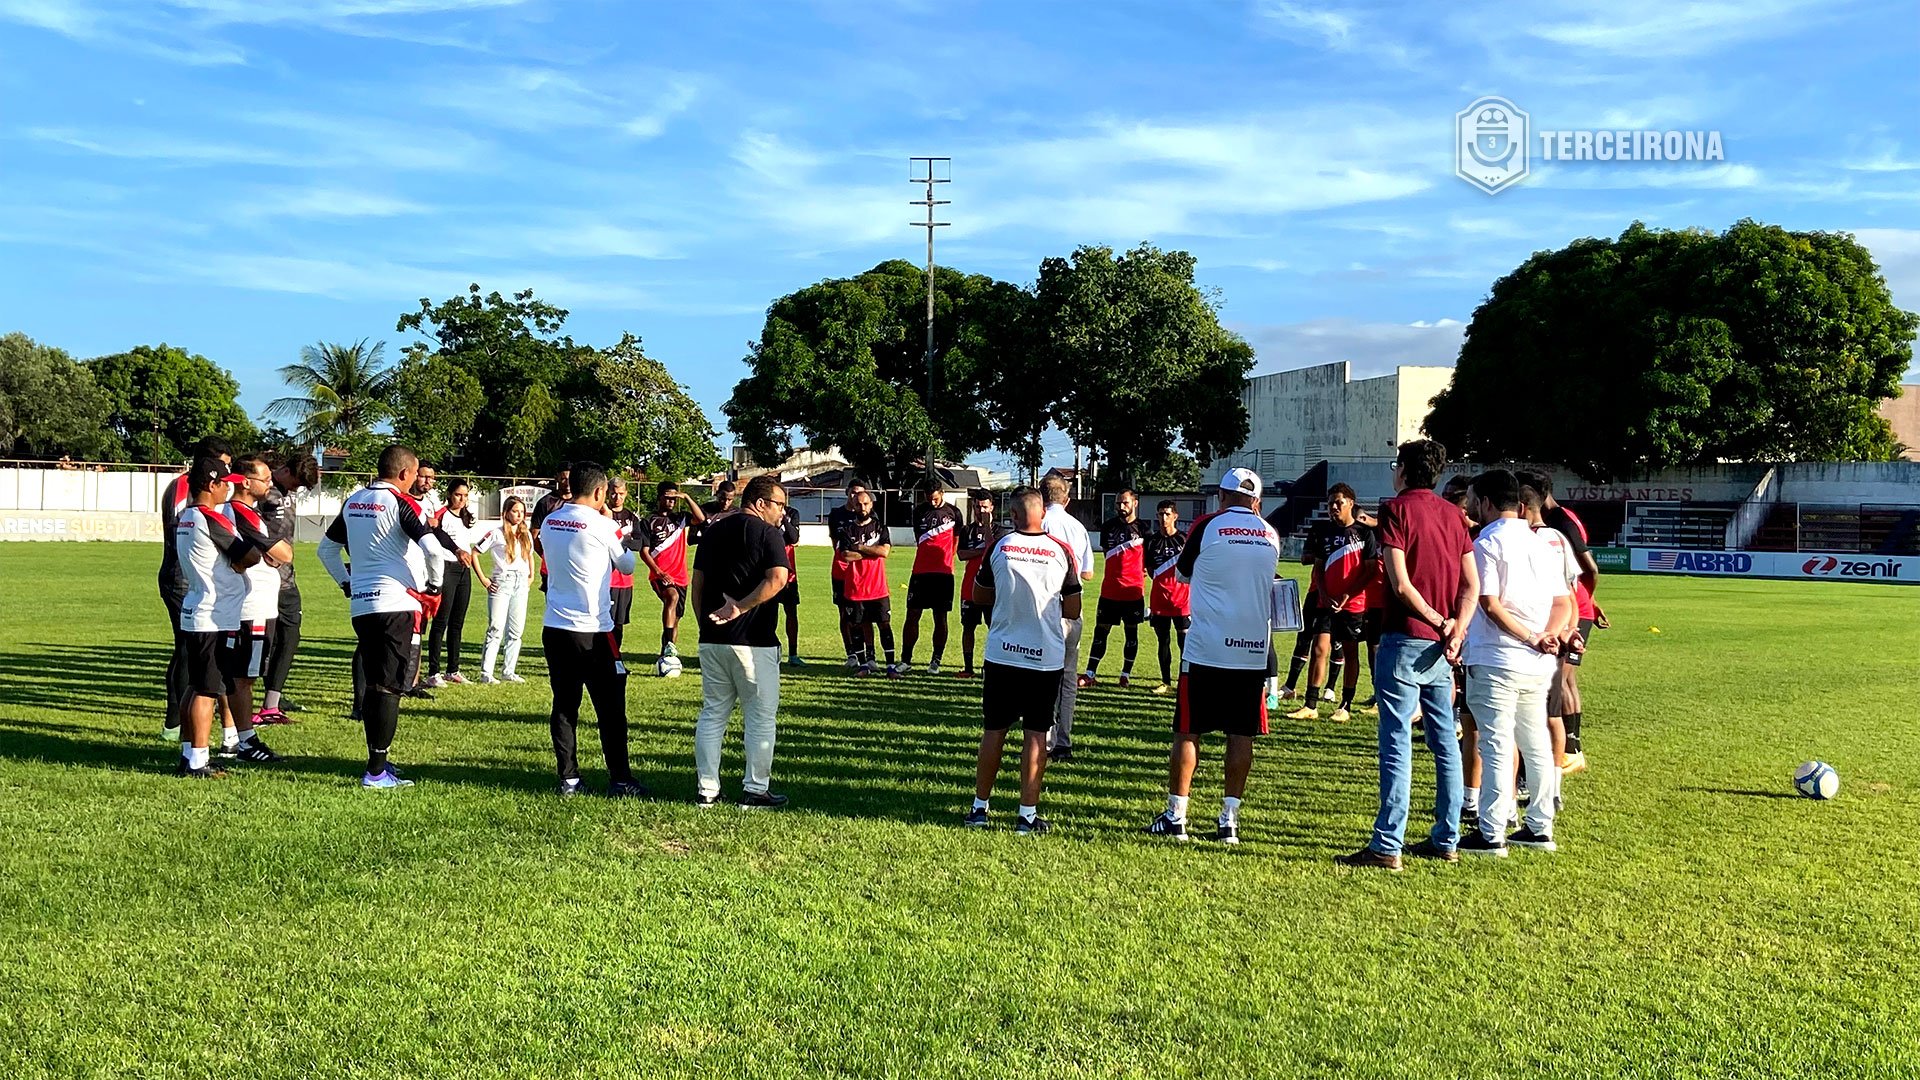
[1631,548,1918,584]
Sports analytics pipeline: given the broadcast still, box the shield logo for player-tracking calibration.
[1455,96,1529,195]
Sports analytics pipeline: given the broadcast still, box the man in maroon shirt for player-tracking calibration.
[1336,440,1478,871]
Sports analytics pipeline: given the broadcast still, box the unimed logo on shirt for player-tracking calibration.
[999,640,1044,660]
[1223,636,1266,650]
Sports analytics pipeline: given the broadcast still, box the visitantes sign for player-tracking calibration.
[0,511,164,542]
[1631,548,1919,584]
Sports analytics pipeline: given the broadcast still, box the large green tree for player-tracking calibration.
[0,333,117,460]
[264,339,396,451]
[723,261,1028,488]
[1034,244,1255,490]
[567,332,725,482]
[392,354,485,466]
[1424,220,1919,480]
[87,344,255,464]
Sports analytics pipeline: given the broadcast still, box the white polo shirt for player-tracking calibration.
[1042,502,1093,583]
[977,530,1083,671]
[541,502,637,633]
[1463,515,1569,676]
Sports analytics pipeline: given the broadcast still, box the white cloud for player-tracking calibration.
[623,80,700,139]
[1523,0,1826,58]
[30,112,491,172]
[237,187,428,219]
[1239,316,1466,379]
[1253,1,1354,47]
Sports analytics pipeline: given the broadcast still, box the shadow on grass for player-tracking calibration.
[1676,786,1803,800]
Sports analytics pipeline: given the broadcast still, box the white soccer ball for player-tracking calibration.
[1793,760,1839,800]
[656,655,683,679]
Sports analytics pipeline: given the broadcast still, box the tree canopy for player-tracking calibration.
[265,339,396,451]
[87,344,256,464]
[1424,220,1919,480]
[723,249,1251,490]
[0,333,117,461]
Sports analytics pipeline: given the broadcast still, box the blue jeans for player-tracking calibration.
[1369,633,1464,855]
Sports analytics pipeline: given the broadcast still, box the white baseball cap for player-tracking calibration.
[1219,467,1262,497]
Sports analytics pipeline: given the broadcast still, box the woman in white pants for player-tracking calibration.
[476,497,535,683]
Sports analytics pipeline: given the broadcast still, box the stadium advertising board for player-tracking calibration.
[1631,548,1920,584]
[1592,546,1629,571]
[0,511,163,542]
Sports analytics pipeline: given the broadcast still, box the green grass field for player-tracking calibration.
[2,542,1916,1078]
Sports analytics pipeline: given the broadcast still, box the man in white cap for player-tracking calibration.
[1146,467,1281,844]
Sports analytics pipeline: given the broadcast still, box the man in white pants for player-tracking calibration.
[689,475,794,808]
[1040,474,1094,762]
[1459,469,1574,856]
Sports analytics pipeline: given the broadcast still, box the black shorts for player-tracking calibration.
[849,597,891,625]
[961,600,989,628]
[907,572,954,612]
[1173,662,1269,737]
[1096,597,1146,626]
[1565,617,1596,666]
[222,620,275,680]
[610,585,635,627]
[353,611,420,696]
[779,576,800,608]
[1150,613,1191,633]
[177,629,227,700]
[832,577,849,611]
[650,577,687,619]
[982,661,1063,732]
[1308,606,1365,644]
[1362,608,1383,644]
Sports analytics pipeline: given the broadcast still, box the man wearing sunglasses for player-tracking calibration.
[689,475,795,809]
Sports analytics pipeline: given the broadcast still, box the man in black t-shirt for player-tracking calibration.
[689,475,794,809]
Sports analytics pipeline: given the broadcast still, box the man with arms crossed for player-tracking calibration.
[638,480,706,669]
[172,457,261,778]
[954,489,999,678]
[222,455,293,763]
[1286,483,1377,725]
[1146,469,1281,845]
[1081,489,1146,689]
[1337,440,1476,870]
[826,481,867,667]
[1459,470,1573,855]
[252,451,319,724]
[540,461,650,798]
[1040,475,1094,761]
[838,485,897,676]
[159,436,231,740]
[607,475,641,650]
[1144,500,1190,695]
[900,481,961,675]
[317,444,448,790]
[690,475,794,808]
[964,488,1083,834]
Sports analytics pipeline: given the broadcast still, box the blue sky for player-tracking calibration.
[3,0,1917,472]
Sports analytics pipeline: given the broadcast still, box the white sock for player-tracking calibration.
[1220,796,1242,826]
[1465,786,1480,807]
[1166,794,1189,821]
[188,745,210,769]
[238,729,257,746]
[180,741,192,759]
[263,690,282,710]
[1018,803,1037,820]
[972,797,989,811]
[222,726,238,749]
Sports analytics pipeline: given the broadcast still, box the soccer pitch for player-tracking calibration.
[1,543,1915,1078]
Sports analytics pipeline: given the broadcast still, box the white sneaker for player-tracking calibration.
[477,672,498,685]
[844,654,860,669]
[425,674,447,689]
[503,672,526,683]
[926,663,942,676]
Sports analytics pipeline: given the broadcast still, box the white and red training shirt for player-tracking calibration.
[1145,528,1191,617]
[176,504,256,633]
[976,529,1082,672]
[1177,506,1282,670]
[316,481,447,618]
[227,498,283,624]
[542,502,637,634]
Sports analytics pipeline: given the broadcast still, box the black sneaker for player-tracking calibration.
[1507,826,1557,852]
[348,706,362,722]
[558,779,586,797]
[1146,812,1189,842]
[405,686,435,700]
[230,738,282,763]
[1015,814,1051,835]
[962,807,989,828]
[604,780,651,799]
[1047,746,1074,763]
[1213,822,1241,846]
[1458,830,1508,857]
[737,790,789,809]
[694,792,721,808]
[174,758,227,779]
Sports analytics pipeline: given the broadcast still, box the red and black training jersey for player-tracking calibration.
[1312,521,1380,613]
[1542,504,1596,620]
[1098,516,1147,601]
[609,508,641,589]
[911,502,961,575]
[839,514,890,602]
[158,472,192,587]
[827,505,856,582]
[781,506,801,580]
[1144,528,1190,616]
[958,520,997,602]
[644,510,695,587]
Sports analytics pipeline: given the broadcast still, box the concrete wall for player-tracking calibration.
[1212,361,1455,486]
[1879,386,1920,462]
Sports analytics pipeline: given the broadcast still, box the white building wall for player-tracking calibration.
[1212,361,1456,487]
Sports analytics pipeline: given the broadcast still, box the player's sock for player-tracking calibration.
[1565,712,1582,754]
[187,745,210,770]
[1122,626,1139,673]
[1220,795,1242,827]
[1464,785,1480,808]
[1166,793,1189,822]
[1340,687,1355,710]
[1303,684,1322,706]
[221,725,238,749]
[180,740,192,761]
[1017,803,1037,821]
[263,690,282,711]
[1328,657,1345,692]
[659,628,673,656]
[972,796,989,812]
[238,728,258,746]
[365,693,400,775]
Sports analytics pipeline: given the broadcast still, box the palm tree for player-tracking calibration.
[265,339,396,449]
